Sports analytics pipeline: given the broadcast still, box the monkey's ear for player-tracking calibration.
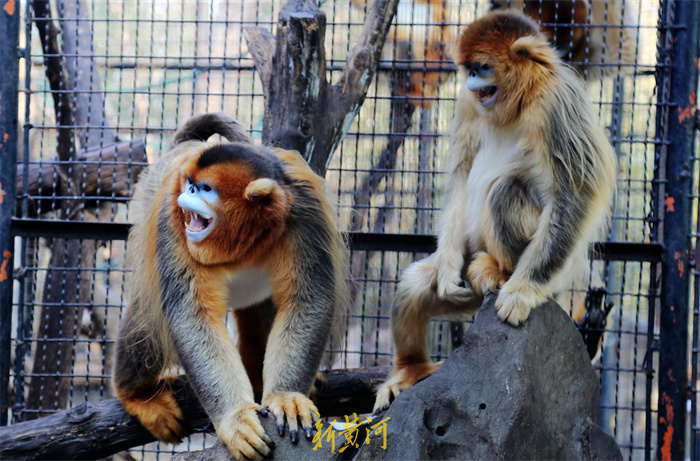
[511,36,554,66]
[245,178,284,202]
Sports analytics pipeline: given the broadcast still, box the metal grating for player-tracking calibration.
[0,0,696,459]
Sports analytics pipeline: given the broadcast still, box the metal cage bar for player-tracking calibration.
[0,0,20,426]
[656,0,699,458]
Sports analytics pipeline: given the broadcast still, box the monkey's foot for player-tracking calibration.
[217,403,273,460]
[117,377,187,444]
[467,252,510,295]
[496,280,546,326]
[262,392,319,443]
[372,361,441,414]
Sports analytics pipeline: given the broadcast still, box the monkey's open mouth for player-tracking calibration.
[476,85,499,108]
[184,211,211,232]
[182,210,214,242]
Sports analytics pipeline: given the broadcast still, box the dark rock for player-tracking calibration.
[356,293,622,460]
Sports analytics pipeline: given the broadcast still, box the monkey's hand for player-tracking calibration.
[217,402,273,460]
[467,252,510,295]
[436,263,475,305]
[117,377,187,445]
[372,361,441,414]
[495,279,546,326]
[262,392,319,443]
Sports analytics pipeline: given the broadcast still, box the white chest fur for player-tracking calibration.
[463,129,528,250]
[226,267,272,310]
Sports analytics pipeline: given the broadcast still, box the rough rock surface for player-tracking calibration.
[172,294,621,460]
[357,293,621,460]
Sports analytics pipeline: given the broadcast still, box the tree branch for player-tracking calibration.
[0,368,389,459]
[16,139,147,217]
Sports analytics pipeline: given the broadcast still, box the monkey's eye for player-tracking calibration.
[467,63,493,79]
[478,64,493,78]
[197,182,219,203]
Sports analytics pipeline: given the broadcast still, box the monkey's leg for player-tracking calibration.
[113,301,186,444]
[467,251,511,295]
[234,299,275,401]
[373,255,481,413]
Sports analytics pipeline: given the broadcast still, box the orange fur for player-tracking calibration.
[176,159,290,266]
[468,251,511,295]
[116,376,186,444]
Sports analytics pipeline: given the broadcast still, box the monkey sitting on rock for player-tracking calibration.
[374,10,617,414]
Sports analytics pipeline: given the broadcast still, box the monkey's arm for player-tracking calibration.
[434,158,476,304]
[261,238,337,442]
[496,184,595,326]
[261,307,329,441]
[157,237,273,459]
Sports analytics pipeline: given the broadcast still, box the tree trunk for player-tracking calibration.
[246,0,400,176]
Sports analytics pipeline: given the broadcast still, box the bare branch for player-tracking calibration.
[16,139,147,217]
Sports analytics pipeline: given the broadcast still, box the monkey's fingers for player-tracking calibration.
[299,401,318,440]
[372,383,397,414]
[496,280,545,326]
[442,284,478,306]
[262,391,318,444]
[436,270,477,306]
[218,403,273,460]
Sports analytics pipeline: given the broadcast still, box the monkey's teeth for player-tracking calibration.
[184,211,211,233]
[477,86,496,100]
[476,85,499,108]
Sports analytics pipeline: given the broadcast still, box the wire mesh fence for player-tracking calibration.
[0,0,698,459]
